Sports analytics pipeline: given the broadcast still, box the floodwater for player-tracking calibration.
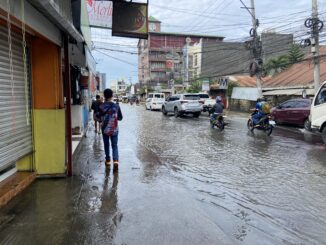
[135,105,326,245]
[0,104,325,245]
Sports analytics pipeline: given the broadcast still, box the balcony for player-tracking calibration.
[150,67,166,72]
[149,55,166,61]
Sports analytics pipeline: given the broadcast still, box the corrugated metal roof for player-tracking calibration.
[263,88,315,96]
[231,87,260,101]
[263,46,326,88]
[229,75,271,87]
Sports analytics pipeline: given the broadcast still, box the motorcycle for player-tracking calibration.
[210,113,226,131]
[247,112,275,136]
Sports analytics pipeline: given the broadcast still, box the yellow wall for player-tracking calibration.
[33,109,66,175]
[17,154,33,171]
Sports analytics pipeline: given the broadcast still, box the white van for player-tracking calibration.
[310,81,326,144]
[145,93,165,111]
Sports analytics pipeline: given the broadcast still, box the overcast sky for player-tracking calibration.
[91,0,326,87]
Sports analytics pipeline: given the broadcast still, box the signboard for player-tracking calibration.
[112,1,148,39]
[202,79,210,92]
[87,0,113,29]
[218,77,229,90]
[166,60,173,69]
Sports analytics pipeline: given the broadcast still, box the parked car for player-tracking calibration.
[162,94,202,117]
[197,93,215,113]
[270,99,311,128]
[310,81,326,144]
[145,97,165,111]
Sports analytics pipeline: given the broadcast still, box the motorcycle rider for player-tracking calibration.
[252,96,270,125]
[210,96,224,126]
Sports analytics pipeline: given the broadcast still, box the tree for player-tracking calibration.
[288,44,304,64]
[187,81,202,93]
[263,55,290,76]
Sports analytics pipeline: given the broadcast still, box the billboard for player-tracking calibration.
[112,1,148,39]
[87,0,113,29]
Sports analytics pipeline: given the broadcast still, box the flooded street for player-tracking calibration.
[0,104,326,245]
[134,104,326,245]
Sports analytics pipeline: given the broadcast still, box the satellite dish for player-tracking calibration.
[186,37,191,44]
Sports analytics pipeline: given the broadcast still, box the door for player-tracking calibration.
[0,25,32,173]
[275,101,294,123]
[287,100,310,125]
[311,83,326,128]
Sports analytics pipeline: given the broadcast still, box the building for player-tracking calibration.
[138,16,223,90]
[0,0,96,202]
[182,39,203,85]
[111,79,127,95]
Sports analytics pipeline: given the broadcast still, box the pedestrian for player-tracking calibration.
[100,89,123,171]
[91,95,102,134]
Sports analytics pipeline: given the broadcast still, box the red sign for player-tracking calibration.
[166,60,173,69]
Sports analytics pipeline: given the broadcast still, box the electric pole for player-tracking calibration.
[241,0,262,96]
[312,0,320,93]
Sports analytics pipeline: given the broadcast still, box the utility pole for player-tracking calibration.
[312,0,320,93]
[240,0,262,96]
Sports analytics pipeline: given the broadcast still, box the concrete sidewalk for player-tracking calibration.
[0,111,232,245]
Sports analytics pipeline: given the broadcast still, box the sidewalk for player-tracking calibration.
[0,109,232,245]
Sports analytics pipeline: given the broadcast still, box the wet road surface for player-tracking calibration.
[0,104,326,245]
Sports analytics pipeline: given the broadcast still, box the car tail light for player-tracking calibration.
[180,101,188,104]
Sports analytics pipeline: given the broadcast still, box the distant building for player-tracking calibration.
[182,39,203,85]
[138,16,224,89]
[111,79,127,94]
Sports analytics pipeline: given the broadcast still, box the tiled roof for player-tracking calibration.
[228,75,271,87]
[262,46,326,88]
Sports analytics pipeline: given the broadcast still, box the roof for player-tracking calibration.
[263,46,326,88]
[263,88,315,96]
[149,31,224,40]
[228,75,271,87]
[149,16,161,23]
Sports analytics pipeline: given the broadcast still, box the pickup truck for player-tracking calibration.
[310,81,326,144]
[197,93,215,113]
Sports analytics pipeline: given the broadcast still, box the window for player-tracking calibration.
[315,85,326,106]
[198,94,209,99]
[194,55,198,66]
[281,101,295,109]
[183,95,200,100]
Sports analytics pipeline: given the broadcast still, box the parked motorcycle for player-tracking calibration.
[247,112,275,136]
[210,113,226,131]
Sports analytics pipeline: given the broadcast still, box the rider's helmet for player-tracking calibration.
[216,96,222,103]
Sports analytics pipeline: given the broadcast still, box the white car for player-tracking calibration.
[197,93,215,113]
[162,94,202,117]
[310,81,326,144]
[145,98,165,111]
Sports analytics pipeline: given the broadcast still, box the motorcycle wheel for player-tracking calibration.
[247,119,254,132]
[218,119,225,131]
[266,126,273,136]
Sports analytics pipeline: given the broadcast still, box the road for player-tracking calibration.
[0,104,325,245]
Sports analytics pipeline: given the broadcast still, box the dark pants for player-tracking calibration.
[102,134,119,161]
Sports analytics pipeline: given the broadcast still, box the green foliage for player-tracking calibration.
[263,44,305,76]
[226,81,239,97]
[187,81,202,93]
[288,44,304,64]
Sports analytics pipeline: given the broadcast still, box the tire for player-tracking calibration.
[266,126,273,136]
[174,107,179,118]
[304,118,311,131]
[193,112,201,118]
[322,127,326,145]
[247,119,254,132]
[219,119,225,131]
[150,106,152,111]
[162,107,168,116]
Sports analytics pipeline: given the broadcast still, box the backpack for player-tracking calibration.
[102,103,119,136]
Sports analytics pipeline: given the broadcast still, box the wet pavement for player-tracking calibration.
[0,104,326,245]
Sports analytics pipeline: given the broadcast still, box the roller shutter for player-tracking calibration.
[0,25,32,172]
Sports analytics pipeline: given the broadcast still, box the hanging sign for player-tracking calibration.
[112,1,148,39]
[87,0,113,29]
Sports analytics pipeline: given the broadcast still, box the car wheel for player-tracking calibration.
[162,107,168,116]
[174,107,179,118]
[322,127,326,145]
[193,112,201,118]
[304,118,311,131]
[150,106,152,111]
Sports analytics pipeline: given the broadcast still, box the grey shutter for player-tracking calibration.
[0,25,32,172]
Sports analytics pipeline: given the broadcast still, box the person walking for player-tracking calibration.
[91,95,102,133]
[99,89,123,171]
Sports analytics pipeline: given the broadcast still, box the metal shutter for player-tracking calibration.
[0,25,32,172]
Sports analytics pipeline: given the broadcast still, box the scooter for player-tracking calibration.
[247,112,275,136]
[210,113,226,131]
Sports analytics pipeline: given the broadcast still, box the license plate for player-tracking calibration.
[269,120,276,125]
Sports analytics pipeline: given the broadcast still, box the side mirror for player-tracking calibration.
[277,105,282,109]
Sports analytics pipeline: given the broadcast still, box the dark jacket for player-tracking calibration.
[212,102,224,114]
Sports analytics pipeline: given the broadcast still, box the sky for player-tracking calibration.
[91,0,326,88]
